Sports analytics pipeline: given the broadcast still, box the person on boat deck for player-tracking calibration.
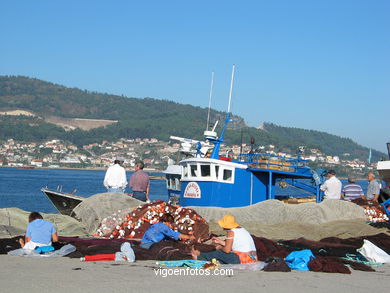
[103,157,127,193]
[140,213,195,249]
[129,161,150,202]
[191,214,258,264]
[320,170,342,200]
[341,176,364,201]
[363,172,381,202]
[19,212,58,250]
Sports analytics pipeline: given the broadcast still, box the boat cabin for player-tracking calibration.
[163,165,182,200]
[178,154,320,208]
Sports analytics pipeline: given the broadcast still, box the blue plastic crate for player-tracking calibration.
[381,198,390,217]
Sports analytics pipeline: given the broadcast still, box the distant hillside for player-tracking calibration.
[0,75,245,129]
[0,75,385,161]
[261,123,383,160]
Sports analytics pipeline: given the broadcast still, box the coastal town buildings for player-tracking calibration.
[0,137,375,176]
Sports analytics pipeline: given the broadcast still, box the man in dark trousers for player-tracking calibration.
[129,161,150,202]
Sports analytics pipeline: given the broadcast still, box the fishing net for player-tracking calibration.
[351,198,389,223]
[94,200,209,241]
[0,208,88,238]
[189,199,381,239]
[57,237,214,261]
[71,193,143,234]
[1,193,387,242]
[191,199,366,225]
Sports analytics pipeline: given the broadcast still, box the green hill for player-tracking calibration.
[0,75,384,161]
[260,123,383,161]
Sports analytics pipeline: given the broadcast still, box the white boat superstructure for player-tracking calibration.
[376,143,390,202]
[377,160,390,187]
[377,143,390,187]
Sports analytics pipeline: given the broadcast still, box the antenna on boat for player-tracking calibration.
[206,71,214,131]
[211,120,218,132]
[204,72,218,141]
[208,64,236,159]
[227,64,235,114]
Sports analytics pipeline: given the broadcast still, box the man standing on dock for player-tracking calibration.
[363,172,381,202]
[320,170,342,200]
[129,161,150,202]
[103,157,127,193]
[341,176,364,201]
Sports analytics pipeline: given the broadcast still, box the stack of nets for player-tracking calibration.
[72,193,143,234]
[351,198,389,223]
[94,200,209,240]
[0,208,88,238]
[363,206,389,223]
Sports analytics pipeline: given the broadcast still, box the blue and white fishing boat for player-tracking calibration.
[377,142,390,203]
[168,65,326,208]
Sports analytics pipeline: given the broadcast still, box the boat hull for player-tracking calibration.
[41,188,84,216]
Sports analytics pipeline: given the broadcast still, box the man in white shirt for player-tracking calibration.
[320,170,342,200]
[103,157,127,193]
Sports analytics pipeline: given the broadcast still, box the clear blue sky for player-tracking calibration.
[1,0,389,152]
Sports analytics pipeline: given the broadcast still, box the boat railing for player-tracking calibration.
[237,153,307,172]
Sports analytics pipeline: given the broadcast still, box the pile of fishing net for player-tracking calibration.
[190,199,366,226]
[189,199,389,240]
[363,206,389,223]
[351,198,389,223]
[94,200,209,240]
[0,208,88,238]
[72,193,143,234]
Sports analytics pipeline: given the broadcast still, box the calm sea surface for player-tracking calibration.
[0,167,168,213]
[0,167,371,214]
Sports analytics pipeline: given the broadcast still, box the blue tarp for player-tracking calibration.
[285,249,315,271]
[156,260,208,269]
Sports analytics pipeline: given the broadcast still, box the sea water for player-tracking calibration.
[0,167,370,214]
[0,167,168,213]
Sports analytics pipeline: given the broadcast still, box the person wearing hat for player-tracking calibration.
[341,176,364,201]
[191,214,257,264]
[103,157,127,193]
[320,169,342,200]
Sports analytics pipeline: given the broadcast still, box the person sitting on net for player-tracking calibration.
[19,212,58,250]
[191,214,257,264]
[140,213,195,249]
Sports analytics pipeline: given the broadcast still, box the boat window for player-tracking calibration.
[166,175,171,188]
[223,169,233,181]
[215,165,219,178]
[200,164,211,177]
[190,164,198,177]
[175,178,181,190]
[183,165,188,178]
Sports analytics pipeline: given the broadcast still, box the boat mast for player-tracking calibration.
[206,71,214,131]
[210,65,235,159]
[227,64,235,114]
